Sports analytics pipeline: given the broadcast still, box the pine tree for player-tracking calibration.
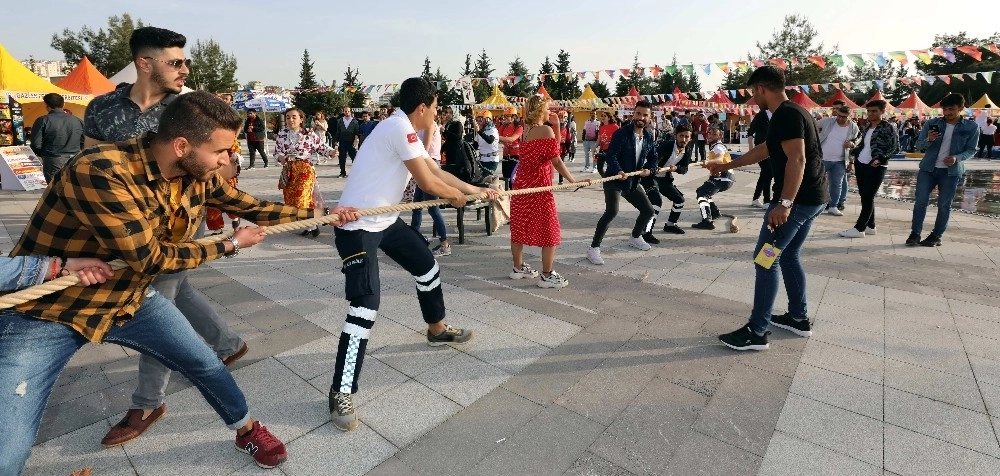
[343,66,366,109]
[551,50,582,100]
[421,57,433,81]
[472,49,495,102]
[293,49,340,116]
[461,54,473,77]
[614,55,657,96]
[500,57,531,98]
[188,38,238,93]
[298,49,318,90]
[753,14,841,95]
[587,79,611,98]
[433,67,462,106]
[539,56,555,93]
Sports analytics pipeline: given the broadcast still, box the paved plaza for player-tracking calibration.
[3,152,1000,475]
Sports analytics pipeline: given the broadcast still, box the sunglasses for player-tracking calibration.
[143,57,192,70]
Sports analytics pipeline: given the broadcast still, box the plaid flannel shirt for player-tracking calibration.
[8,133,313,342]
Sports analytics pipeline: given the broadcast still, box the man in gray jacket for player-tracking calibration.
[30,93,84,182]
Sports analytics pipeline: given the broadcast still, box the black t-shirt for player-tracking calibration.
[747,110,770,146]
[766,101,829,206]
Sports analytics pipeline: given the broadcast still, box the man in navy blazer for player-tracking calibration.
[587,100,659,265]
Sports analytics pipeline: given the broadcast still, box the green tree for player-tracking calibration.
[343,66,367,109]
[915,32,1000,106]
[753,14,841,103]
[188,38,238,93]
[500,57,532,98]
[472,49,495,102]
[614,55,657,96]
[461,54,473,76]
[432,67,462,106]
[539,56,556,94]
[587,79,611,98]
[719,67,754,103]
[293,50,341,115]
[50,13,146,76]
[848,59,915,104]
[550,49,582,100]
[421,57,433,81]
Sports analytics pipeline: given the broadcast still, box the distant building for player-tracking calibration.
[20,57,70,83]
[245,81,265,92]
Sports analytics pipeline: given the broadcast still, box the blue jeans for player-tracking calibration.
[823,161,847,208]
[748,203,825,334]
[0,291,250,474]
[582,141,597,169]
[410,187,448,242]
[911,168,962,237]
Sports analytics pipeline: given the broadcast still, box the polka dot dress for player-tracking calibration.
[510,137,561,247]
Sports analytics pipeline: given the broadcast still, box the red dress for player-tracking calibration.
[510,137,561,247]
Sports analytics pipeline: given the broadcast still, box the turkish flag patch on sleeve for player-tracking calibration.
[407,133,418,143]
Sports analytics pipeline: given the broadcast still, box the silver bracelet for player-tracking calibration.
[225,236,240,258]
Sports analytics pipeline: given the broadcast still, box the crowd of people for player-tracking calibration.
[4,22,999,474]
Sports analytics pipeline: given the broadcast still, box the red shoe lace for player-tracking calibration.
[248,423,281,450]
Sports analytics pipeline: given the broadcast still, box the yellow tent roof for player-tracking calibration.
[0,44,91,124]
[478,85,512,108]
[578,84,598,101]
[971,94,997,109]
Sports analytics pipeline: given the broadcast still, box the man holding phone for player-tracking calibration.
[906,93,980,247]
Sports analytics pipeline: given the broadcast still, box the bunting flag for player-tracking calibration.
[734,61,750,72]
[649,64,663,77]
[806,56,826,68]
[846,54,865,67]
[768,58,787,70]
[716,62,731,74]
[606,69,616,79]
[811,84,821,92]
[888,51,909,65]
[984,71,994,83]
[874,79,884,90]
[956,46,983,61]
[989,44,1000,56]
[827,55,845,67]
[938,75,951,84]
[665,65,678,75]
[751,59,765,67]
[619,68,631,78]
[703,64,713,75]
[873,52,886,67]
[912,49,933,64]
[682,64,694,76]
[935,47,957,63]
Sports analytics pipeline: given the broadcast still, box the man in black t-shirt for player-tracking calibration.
[705,65,829,352]
[746,109,772,207]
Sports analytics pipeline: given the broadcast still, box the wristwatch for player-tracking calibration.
[780,199,793,209]
[225,237,241,258]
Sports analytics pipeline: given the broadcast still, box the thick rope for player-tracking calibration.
[0,169,656,309]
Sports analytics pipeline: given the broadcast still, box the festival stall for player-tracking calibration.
[895,92,933,116]
[0,44,91,129]
[789,90,821,110]
[476,85,513,112]
[55,56,115,95]
[822,90,861,109]
[108,63,195,93]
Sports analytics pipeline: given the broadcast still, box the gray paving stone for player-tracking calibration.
[789,364,883,419]
[758,431,881,476]
[563,452,634,476]
[23,419,131,476]
[800,339,883,384]
[813,302,884,334]
[36,380,134,443]
[949,298,1000,323]
[470,405,605,476]
[657,338,737,397]
[274,335,339,381]
[954,315,1000,341]
[962,333,1000,362]
[396,388,544,476]
[414,353,511,407]
[970,354,1000,388]
[369,330,459,378]
[825,277,886,301]
[811,321,885,357]
[885,334,974,378]
[884,388,1000,457]
[884,424,1000,476]
[359,379,461,448]
[281,423,397,476]
[692,363,792,456]
[980,382,1000,418]
[775,393,882,465]
[365,455,420,476]
[884,359,986,413]
[819,289,884,315]
[663,430,763,476]
[460,321,552,374]
[588,380,707,475]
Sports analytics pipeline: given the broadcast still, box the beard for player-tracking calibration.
[152,69,183,94]
[178,150,218,182]
[633,118,646,128]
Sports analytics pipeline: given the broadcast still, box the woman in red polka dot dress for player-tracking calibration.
[509,94,590,288]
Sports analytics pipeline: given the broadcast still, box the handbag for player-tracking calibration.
[277,162,291,189]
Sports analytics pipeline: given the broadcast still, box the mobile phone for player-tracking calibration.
[929,125,940,133]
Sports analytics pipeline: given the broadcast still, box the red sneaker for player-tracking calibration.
[235,421,287,468]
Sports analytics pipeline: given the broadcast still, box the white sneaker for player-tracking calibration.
[629,236,652,251]
[866,227,876,236]
[751,199,766,209]
[510,264,540,279]
[587,247,604,265]
[826,207,844,216]
[838,228,866,238]
[537,271,569,288]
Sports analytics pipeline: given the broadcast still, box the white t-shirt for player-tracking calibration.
[338,109,429,232]
[856,129,874,165]
[821,122,851,162]
[936,123,956,168]
[476,126,500,161]
[418,124,441,161]
[983,124,998,136]
[665,145,683,166]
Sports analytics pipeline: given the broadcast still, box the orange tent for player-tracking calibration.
[535,84,552,100]
[55,56,115,95]
[706,90,734,105]
[671,86,689,101]
[896,92,932,114]
[627,86,640,97]
[789,90,821,109]
[822,90,860,109]
[866,90,886,104]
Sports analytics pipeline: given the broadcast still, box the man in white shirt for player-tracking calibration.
[817,104,860,216]
[328,78,500,432]
[691,127,736,230]
[581,110,601,172]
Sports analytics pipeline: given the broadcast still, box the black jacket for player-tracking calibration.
[604,122,658,192]
[332,116,361,145]
[656,138,694,178]
[30,110,84,158]
[244,117,265,142]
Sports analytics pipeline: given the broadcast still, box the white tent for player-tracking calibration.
[108,63,194,93]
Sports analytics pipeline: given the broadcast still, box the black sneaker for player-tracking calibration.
[837,204,845,211]
[691,219,715,230]
[427,325,473,346]
[905,232,921,246]
[662,224,686,235]
[770,313,812,337]
[719,325,770,351]
[642,232,660,245]
[919,234,942,247]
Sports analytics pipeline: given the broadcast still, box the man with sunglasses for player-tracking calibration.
[82,26,254,452]
[817,102,859,216]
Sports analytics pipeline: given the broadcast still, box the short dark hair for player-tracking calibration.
[398,77,438,114]
[634,99,652,110]
[154,91,242,146]
[674,124,693,134]
[865,100,887,111]
[129,27,186,60]
[747,65,785,92]
[940,93,965,108]
[832,100,847,107]
[43,93,64,109]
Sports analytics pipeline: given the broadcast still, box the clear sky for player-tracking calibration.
[3,0,996,91]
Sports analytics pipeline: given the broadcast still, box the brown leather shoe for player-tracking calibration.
[223,343,249,367]
[101,405,166,447]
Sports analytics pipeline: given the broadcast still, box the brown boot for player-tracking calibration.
[223,343,249,367]
[101,404,166,447]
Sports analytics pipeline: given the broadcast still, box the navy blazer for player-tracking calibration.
[604,122,658,191]
[656,138,694,177]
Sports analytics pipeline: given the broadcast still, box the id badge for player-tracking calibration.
[754,243,782,269]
